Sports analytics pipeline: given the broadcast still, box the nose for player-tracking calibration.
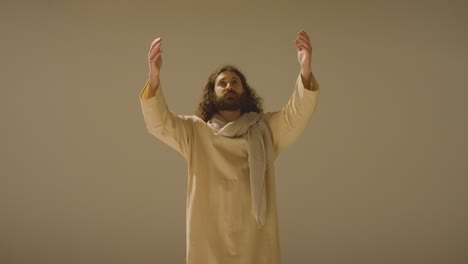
[226,83,233,90]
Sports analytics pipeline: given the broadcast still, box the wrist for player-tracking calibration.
[300,70,312,91]
[300,65,311,75]
[149,75,160,91]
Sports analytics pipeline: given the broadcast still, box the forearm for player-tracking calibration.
[141,76,160,100]
[145,75,160,99]
[263,72,319,153]
[139,80,192,158]
[300,68,318,91]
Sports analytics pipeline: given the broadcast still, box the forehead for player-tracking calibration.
[215,71,241,83]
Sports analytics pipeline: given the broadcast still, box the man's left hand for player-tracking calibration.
[294,30,312,75]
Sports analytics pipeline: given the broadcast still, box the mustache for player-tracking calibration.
[224,91,238,96]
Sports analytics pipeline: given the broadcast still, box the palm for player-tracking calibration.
[297,49,309,67]
[152,55,162,72]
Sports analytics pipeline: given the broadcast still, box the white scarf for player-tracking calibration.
[207,112,274,227]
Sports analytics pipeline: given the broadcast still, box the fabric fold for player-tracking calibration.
[207,112,274,227]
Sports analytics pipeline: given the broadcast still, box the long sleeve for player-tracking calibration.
[263,72,319,155]
[139,80,194,159]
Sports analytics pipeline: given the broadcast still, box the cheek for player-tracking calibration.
[214,88,223,98]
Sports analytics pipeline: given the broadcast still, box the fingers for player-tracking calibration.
[147,38,158,57]
[294,38,309,52]
[299,30,310,42]
[294,39,302,51]
[148,38,162,59]
[295,31,312,52]
[148,39,162,61]
[148,42,162,61]
[150,37,161,50]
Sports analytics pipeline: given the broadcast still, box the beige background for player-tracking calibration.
[2,0,467,263]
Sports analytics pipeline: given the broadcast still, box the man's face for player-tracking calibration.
[214,71,246,111]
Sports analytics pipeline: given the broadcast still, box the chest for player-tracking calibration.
[193,130,249,172]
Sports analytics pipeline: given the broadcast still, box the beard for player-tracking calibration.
[215,92,247,111]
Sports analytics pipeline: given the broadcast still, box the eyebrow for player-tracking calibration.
[218,76,240,82]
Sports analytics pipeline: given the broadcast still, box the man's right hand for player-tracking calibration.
[147,37,163,91]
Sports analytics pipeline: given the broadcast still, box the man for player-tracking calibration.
[139,30,319,264]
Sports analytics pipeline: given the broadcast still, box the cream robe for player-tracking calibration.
[139,73,319,264]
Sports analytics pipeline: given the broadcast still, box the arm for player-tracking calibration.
[139,37,193,159]
[264,72,319,154]
[264,30,320,154]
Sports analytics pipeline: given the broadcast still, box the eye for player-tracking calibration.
[232,80,238,85]
[219,81,226,86]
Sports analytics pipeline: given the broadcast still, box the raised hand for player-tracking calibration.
[148,37,163,90]
[294,30,312,75]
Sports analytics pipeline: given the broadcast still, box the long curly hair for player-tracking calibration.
[196,65,263,122]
